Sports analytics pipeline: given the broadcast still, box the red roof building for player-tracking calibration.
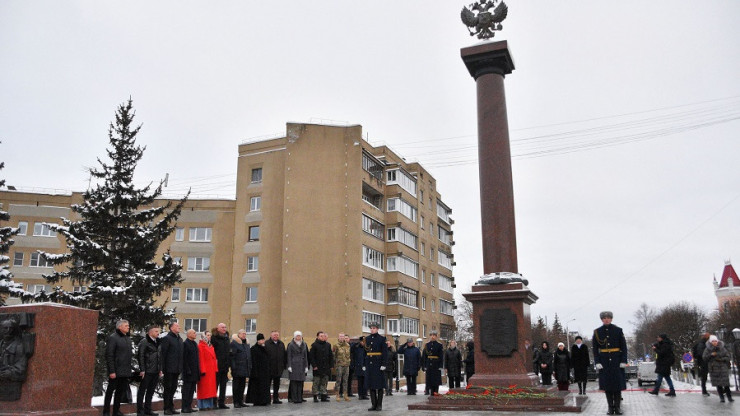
[714,260,740,312]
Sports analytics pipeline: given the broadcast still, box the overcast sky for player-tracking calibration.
[2,1,739,336]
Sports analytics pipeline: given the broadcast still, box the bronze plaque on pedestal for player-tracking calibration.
[480,308,517,357]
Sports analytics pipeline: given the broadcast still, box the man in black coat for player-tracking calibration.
[265,330,287,404]
[211,322,231,409]
[159,321,183,415]
[649,333,676,397]
[365,322,389,411]
[422,331,443,396]
[309,331,334,402]
[463,341,475,384]
[592,311,627,416]
[181,329,200,413]
[246,333,272,406]
[103,319,133,416]
[136,325,161,416]
[351,336,369,400]
[692,332,710,396]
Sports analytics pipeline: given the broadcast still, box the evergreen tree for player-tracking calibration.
[550,313,565,342]
[531,316,548,345]
[31,100,188,391]
[0,148,25,305]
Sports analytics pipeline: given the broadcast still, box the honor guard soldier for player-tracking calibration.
[592,311,627,415]
[365,322,388,411]
[422,330,444,395]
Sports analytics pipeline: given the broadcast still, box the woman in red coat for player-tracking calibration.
[197,331,219,410]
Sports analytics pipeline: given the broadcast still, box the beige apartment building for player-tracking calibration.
[1,122,456,345]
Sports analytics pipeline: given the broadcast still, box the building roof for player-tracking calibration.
[718,261,740,288]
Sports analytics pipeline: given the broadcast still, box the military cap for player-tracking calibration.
[599,311,613,319]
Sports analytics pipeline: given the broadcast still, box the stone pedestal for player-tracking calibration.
[0,303,99,416]
[464,283,539,387]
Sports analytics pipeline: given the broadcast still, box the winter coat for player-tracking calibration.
[106,329,133,378]
[182,338,201,383]
[309,339,334,377]
[264,338,286,378]
[422,340,444,387]
[210,331,231,372]
[197,340,218,399]
[691,338,709,376]
[385,347,398,374]
[137,335,160,374]
[463,341,475,376]
[399,344,421,376]
[534,345,554,374]
[570,343,590,382]
[351,342,368,377]
[703,340,731,387]
[653,338,675,377]
[443,346,462,377]
[230,339,252,378]
[333,341,351,367]
[364,332,389,389]
[159,331,183,374]
[287,340,309,382]
[592,323,628,392]
[553,348,571,383]
[246,343,272,405]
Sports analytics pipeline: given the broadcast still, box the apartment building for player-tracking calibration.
[1,122,456,344]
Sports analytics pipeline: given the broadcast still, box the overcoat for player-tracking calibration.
[246,343,272,405]
[106,329,133,378]
[364,332,389,389]
[210,332,231,372]
[286,340,309,382]
[309,339,333,377]
[654,338,675,377]
[691,339,709,377]
[553,348,571,383]
[182,338,201,383]
[197,340,218,399]
[592,323,627,391]
[570,343,590,382]
[230,339,252,378]
[702,340,731,387]
[351,341,367,377]
[422,340,443,387]
[137,336,160,374]
[159,331,183,374]
[443,347,462,377]
[264,338,286,378]
[463,341,475,377]
[534,344,554,374]
[399,344,421,376]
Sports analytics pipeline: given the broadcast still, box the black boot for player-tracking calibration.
[613,393,623,415]
[321,394,330,402]
[313,395,319,403]
[376,389,383,411]
[718,387,725,403]
[726,386,734,402]
[665,389,676,397]
[648,388,659,395]
[368,390,377,411]
[605,392,614,415]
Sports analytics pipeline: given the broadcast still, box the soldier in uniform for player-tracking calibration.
[422,330,444,396]
[364,322,388,411]
[592,311,627,415]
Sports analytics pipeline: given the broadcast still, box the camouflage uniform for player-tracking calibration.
[333,340,351,401]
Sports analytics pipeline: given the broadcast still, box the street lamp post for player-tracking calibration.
[565,319,576,347]
[393,333,400,392]
[732,327,740,392]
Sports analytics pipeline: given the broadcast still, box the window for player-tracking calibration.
[362,311,386,334]
[421,242,425,257]
[251,168,263,183]
[189,227,212,242]
[173,257,182,265]
[440,299,454,316]
[438,250,453,270]
[362,151,383,180]
[437,201,452,224]
[387,198,417,222]
[387,286,418,308]
[362,214,385,240]
[246,287,258,303]
[175,227,184,241]
[421,296,426,310]
[437,226,451,245]
[187,257,210,272]
[440,324,455,340]
[33,223,56,237]
[28,284,48,294]
[386,168,417,196]
[430,247,434,262]
[431,299,435,312]
[362,278,385,302]
[399,317,419,336]
[247,256,259,272]
[17,221,28,236]
[185,288,209,302]
[420,190,424,202]
[430,273,435,287]
[73,286,88,293]
[362,246,384,270]
[420,216,425,230]
[429,222,434,235]
[245,318,257,334]
[387,255,418,278]
[13,252,23,266]
[171,287,180,302]
[362,186,383,210]
[249,226,260,241]
[422,324,427,338]
[439,275,454,293]
[387,227,418,250]
[421,269,426,284]
[30,252,51,268]
[387,319,399,334]
[250,196,261,212]
[184,318,207,332]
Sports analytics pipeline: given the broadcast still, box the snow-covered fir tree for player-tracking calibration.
[0,150,25,305]
[32,100,188,389]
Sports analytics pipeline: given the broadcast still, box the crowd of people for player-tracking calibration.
[102,321,477,416]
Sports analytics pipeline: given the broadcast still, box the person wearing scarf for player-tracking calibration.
[287,331,309,404]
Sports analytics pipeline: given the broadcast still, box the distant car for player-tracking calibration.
[637,361,657,386]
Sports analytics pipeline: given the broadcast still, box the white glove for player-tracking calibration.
[305,367,309,373]
[380,366,386,371]
[362,366,366,371]
[619,363,627,368]
[595,363,603,370]
[288,367,292,372]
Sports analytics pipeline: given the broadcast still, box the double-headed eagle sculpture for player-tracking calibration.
[461,0,508,40]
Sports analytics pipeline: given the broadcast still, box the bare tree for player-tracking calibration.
[455,298,474,341]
